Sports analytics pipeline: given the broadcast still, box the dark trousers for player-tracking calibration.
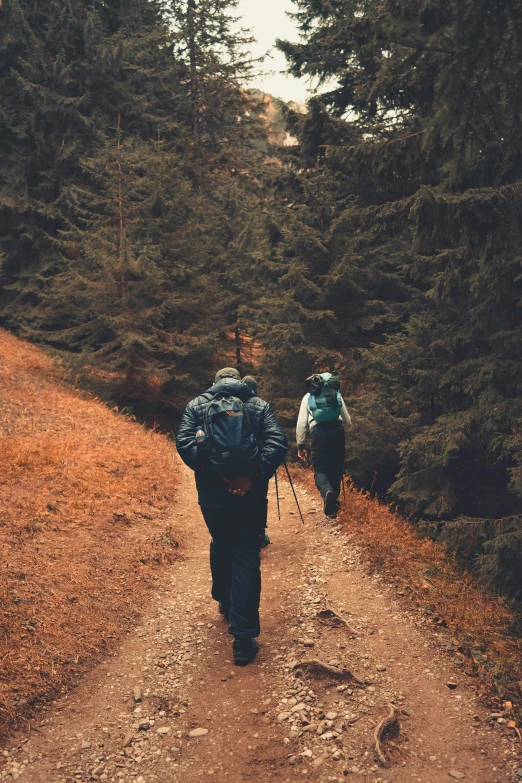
[201,505,261,639]
[310,421,345,500]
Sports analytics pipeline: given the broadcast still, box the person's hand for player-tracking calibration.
[224,476,253,497]
[297,446,309,463]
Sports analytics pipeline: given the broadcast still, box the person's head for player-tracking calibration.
[242,375,258,394]
[214,367,241,384]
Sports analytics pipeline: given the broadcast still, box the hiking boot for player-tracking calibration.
[259,532,271,549]
[233,637,259,667]
[324,490,338,518]
[218,602,230,622]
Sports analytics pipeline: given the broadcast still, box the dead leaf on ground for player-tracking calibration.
[505,720,521,740]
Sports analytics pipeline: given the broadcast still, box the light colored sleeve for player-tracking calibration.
[340,401,352,430]
[296,394,310,446]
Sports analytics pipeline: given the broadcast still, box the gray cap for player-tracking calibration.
[215,367,241,383]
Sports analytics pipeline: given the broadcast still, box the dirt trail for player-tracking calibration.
[2,460,520,783]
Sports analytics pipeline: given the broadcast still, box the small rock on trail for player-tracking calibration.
[188,727,209,738]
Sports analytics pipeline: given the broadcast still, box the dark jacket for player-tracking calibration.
[176,378,288,508]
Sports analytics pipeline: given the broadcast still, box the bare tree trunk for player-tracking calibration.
[234,314,242,374]
[116,114,126,298]
[187,0,198,142]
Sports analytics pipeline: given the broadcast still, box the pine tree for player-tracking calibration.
[166,0,274,359]
[271,0,522,596]
[43,117,232,411]
[43,121,182,367]
[0,0,182,332]
[0,0,273,416]
[167,0,259,155]
[256,0,429,433]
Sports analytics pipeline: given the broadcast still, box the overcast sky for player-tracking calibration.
[236,0,310,103]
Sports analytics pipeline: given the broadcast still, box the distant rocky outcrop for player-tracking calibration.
[248,89,306,149]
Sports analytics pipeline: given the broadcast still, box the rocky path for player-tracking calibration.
[1,460,520,783]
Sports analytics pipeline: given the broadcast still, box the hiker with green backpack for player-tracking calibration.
[296,372,351,518]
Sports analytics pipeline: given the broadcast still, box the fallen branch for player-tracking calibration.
[295,658,363,684]
[374,704,400,767]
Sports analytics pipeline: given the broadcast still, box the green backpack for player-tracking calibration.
[306,372,343,423]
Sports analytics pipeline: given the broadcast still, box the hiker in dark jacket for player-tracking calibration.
[176,367,288,666]
[242,375,271,549]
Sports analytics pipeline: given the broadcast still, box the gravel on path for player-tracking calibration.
[1,459,519,783]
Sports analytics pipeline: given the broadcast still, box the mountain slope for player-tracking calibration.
[0,331,180,733]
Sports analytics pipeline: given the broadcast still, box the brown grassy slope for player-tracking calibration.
[0,331,180,735]
[293,467,522,718]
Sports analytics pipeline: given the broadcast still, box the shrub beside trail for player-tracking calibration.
[0,331,180,735]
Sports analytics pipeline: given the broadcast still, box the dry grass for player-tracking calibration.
[294,468,522,715]
[0,331,180,735]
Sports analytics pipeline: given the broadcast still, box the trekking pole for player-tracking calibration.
[283,459,305,525]
[274,467,281,521]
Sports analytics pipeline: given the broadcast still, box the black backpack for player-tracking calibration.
[204,393,259,476]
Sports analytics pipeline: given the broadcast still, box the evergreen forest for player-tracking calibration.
[1,0,522,599]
